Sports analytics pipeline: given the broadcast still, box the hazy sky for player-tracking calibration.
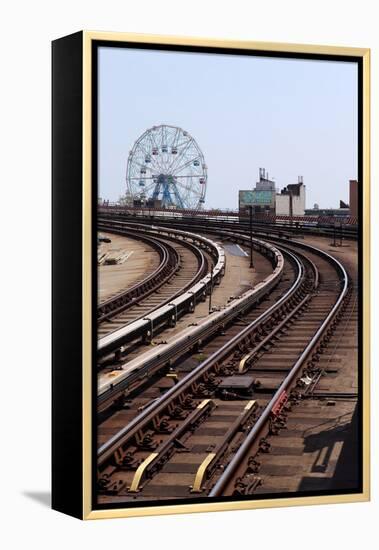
[98,46,358,209]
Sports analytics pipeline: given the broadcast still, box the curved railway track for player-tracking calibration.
[97,229,282,415]
[208,244,349,497]
[98,231,180,324]
[97,224,228,376]
[95,222,352,504]
[98,226,211,339]
[99,210,358,242]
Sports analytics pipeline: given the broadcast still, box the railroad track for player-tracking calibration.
[152,221,358,497]
[98,225,211,339]
[99,210,358,241]
[97,224,227,373]
[96,228,351,503]
[96,243,301,499]
[98,231,180,324]
[208,244,349,497]
[97,230,282,416]
[237,257,359,497]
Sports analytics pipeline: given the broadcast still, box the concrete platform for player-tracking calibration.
[159,238,273,339]
[98,239,274,388]
[98,232,159,304]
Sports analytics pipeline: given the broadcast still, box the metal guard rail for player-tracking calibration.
[97,222,226,357]
[97,230,180,322]
[97,227,284,399]
[97,241,287,464]
[209,241,349,496]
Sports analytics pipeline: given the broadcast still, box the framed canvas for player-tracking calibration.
[52,31,370,520]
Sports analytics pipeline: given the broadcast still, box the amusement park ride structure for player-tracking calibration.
[126,124,208,210]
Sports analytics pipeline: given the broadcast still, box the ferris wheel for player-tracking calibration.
[126,125,207,209]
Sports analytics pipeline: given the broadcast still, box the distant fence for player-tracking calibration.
[98,204,358,226]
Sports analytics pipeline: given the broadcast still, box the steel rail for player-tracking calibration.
[97,247,300,469]
[99,210,358,241]
[99,224,210,293]
[98,225,208,325]
[97,230,180,323]
[97,236,283,409]
[209,243,349,497]
[97,223,226,357]
[96,218,349,498]
[96,225,319,407]
[120,218,341,290]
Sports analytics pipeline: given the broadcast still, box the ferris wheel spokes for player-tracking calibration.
[126,125,207,210]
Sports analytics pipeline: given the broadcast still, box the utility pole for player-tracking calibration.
[332,221,337,247]
[209,262,214,313]
[249,205,254,268]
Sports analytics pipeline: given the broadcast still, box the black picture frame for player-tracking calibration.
[52,31,370,520]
